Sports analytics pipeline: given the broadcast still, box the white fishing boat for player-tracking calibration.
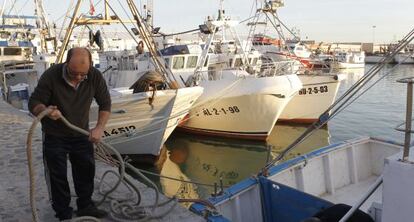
[179,69,301,140]
[394,52,414,64]
[365,54,395,64]
[0,15,37,65]
[279,73,347,123]
[89,86,203,155]
[332,51,366,69]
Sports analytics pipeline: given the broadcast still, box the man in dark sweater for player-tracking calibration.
[28,48,111,220]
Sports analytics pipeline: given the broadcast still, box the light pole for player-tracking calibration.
[372,25,376,49]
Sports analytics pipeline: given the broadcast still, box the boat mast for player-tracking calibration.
[143,0,153,29]
[0,0,7,20]
[55,0,134,63]
[55,0,83,63]
[34,0,58,53]
[54,0,178,88]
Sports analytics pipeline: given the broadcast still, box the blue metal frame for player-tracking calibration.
[259,177,332,222]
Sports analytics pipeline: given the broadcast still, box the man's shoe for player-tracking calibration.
[76,205,108,218]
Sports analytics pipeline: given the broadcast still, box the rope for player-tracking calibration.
[26,109,49,222]
[27,109,213,221]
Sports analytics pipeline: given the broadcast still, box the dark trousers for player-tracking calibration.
[42,134,95,220]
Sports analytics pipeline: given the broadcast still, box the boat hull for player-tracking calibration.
[395,53,414,64]
[279,74,345,123]
[179,72,302,140]
[336,62,365,69]
[89,87,203,155]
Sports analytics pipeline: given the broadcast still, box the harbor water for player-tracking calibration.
[132,64,409,200]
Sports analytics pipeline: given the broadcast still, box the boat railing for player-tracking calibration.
[396,77,414,161]
[338,76,414,222]
[259,60,298,76]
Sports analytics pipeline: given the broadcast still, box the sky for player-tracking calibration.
[5,0,414,43]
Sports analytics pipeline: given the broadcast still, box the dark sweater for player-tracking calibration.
[29,63,111,137]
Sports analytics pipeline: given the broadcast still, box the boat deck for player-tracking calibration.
[0,100,204,221]
[322,175,382,212]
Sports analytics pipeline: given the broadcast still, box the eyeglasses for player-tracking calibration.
[67,66,88,79]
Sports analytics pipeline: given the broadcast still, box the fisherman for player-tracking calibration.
[28,47,111,221]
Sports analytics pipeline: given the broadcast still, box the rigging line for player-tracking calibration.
[8,1,28,31]
[55,0,75,22]
[329,50,414,121]
[279,51,414,162]
[264,13,285,42]
[158,28,200,37]
[125,0,177,84]
[263,30,414,170]
[6,0,16,15]
[15,0,29,15]
[57,0,104,42]
[266,54,410,166]
[320,28,414,116]
[248,0,257,18]
[105,2,140,45]
[239,14,258,24]
[328,31,414,115]
[57,0,74,40]
[269,11,299,40]
[56,0,103,23]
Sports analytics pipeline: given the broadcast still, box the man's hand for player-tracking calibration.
[47,105,62,120]
[89,126,104,143]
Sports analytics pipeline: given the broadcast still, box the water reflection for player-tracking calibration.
[162,132,269,198]
[268,124,331,160]
[337,67,366,83]
[132,123,331,200]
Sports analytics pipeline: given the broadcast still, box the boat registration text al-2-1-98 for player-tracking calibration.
[200,106,241,116]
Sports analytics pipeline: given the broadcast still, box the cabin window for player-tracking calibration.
[4,48,22,56]
[234,58,243,67]
[172,56,185,69]
[186,56,198,68]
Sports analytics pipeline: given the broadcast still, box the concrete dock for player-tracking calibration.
[0,100,204,222]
